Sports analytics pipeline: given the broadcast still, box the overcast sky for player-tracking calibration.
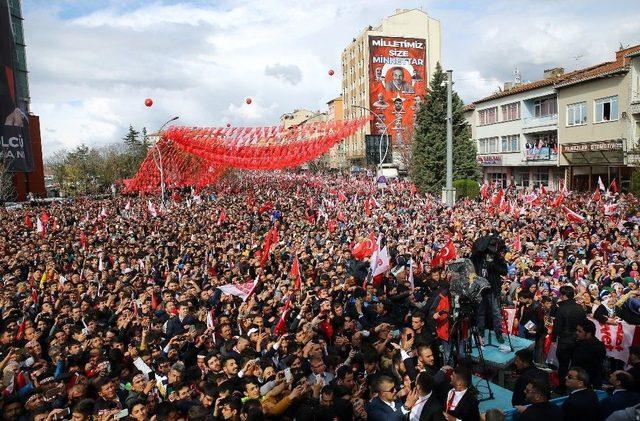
[21,0,640,157]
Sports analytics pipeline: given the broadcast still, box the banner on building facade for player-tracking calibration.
[368,36,427,144]
[0,1,33,172]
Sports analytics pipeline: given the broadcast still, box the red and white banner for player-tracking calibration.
[501,307,518,335]
[594,320,636,363]
[217,276,259,301]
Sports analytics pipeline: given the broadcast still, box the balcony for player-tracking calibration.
[524,146,558,162]
[522,114,558,133]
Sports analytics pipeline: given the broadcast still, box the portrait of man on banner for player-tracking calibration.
[385,67,415,94]
[0,2,33,172]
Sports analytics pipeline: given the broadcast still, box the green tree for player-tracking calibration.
[123,125,141,151]
[412,63,480,195]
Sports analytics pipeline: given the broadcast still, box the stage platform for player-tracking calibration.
[470,331,535,369]
[473,375,513,413]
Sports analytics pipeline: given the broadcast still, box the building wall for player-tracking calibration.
[557,73,631,166]
[341,9,441,167]
[470,85,561,188]
[12,114,45,200]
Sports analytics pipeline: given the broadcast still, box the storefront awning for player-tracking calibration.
[561,139,624,165]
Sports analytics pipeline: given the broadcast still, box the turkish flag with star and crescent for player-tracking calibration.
[431,239,456,268]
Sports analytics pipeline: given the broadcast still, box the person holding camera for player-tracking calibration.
[470,235,508,344]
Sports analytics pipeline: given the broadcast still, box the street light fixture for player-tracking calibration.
[150,116,179,207]
[349,104,391,174]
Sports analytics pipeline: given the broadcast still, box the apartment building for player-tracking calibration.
[557,45,640,191]
[340,8,440,168]
[469,44,640,191]
[469,68,565,189]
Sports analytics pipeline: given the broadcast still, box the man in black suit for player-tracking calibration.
[402,344,450,403]
[405,372,445,421]
[627,345,640,392]
[600,371,640,419]
[561,367,601,421]
[365,375,410,421]
[571,319,606,389]
[511,348,548,406]
[165,302,196,339]
[514,378,562,421]
[443,366,479,421]
[551,286,586,387]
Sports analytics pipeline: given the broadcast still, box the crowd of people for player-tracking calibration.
[1,172,640,421]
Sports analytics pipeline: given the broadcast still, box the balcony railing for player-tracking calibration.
[525,146,558,161]
[522,114,558,129]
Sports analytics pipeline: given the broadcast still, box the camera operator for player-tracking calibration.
[471,235,508,344]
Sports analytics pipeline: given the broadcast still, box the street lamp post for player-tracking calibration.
[151,116,179,207]
[443,70,456,207]
[349,104,390,174]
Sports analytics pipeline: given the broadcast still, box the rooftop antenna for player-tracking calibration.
[572,54,585,70]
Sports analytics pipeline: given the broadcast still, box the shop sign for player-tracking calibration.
[476,155,502,166]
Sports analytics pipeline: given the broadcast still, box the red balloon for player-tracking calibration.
[226,123,231,127]
[144,98,153,107]
[328,69,334,76]
[245,98,252,105]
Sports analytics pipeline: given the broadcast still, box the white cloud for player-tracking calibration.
[22,0,640,158]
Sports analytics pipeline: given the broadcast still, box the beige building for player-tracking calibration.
[340,8,441,168]
[326,96,348,170]
[557,45,640,191]
[279,109,327,129]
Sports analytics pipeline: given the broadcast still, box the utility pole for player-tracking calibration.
[443,69,455,206]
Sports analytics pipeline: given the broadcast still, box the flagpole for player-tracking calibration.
[151,116,180,207]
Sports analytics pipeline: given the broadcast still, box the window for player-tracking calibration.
[532,171,549,187]
[478,107,497,126]
[488,173,507,188]
[514,169,530,188]
[501,102,520,121]
[595,96,618,123]
[567,102,587,126]
[534,98,557,117]
[501,135,519,152]
[477,137,499,154]
[478,139,486,154]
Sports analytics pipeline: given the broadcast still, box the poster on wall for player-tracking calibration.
[0,2,33,172]
[368,36,427,143]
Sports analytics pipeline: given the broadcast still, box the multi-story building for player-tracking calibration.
[340,8,441,168]
[2,0,45,201]
[557,45,640,191]
[325,96,348,170]
[470,68,565,189]
[469,44,640,191]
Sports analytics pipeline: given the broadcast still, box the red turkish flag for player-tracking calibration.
[351,232,376,260]
[480,181,489,200]
[337,192,347,202]
[40,211,50,225]
[290,256,301,290]
[563,206,585,223]
[592,188,602,203]
[327,219,337,233]
[431,240,456,268]
[364,198,371,217]
[490,189,503,207]
[551,192,564,208]
[24,214,33,229]
[610,179,619,193]
[274,300,291,336]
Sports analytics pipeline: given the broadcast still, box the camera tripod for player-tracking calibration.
[447,316,495,402]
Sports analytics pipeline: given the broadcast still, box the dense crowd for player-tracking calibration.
[2,172,640,421]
